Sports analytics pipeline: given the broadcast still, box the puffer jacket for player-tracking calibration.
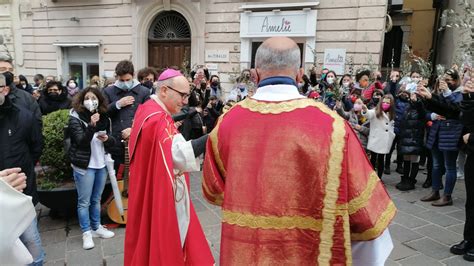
[394,97,411,135]
[398,100,426,155]
[425,90,463,151]
[68,109,116,169]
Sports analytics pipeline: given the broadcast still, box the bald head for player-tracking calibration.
[255,37,301,83]
[156,75,190,114]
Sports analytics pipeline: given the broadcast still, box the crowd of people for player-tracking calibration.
[0,37,473,265]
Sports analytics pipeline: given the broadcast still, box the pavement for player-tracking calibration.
[37,167,472,266]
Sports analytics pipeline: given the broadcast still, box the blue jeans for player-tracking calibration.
[431,147,459,195]
[19,216,45,266]
[73,167,107,232]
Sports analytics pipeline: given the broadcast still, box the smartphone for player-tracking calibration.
[406,82,417,93]
[97,130,107,136]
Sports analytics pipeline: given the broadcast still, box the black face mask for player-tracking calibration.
[143,80,153,89]
[48,93,62,101]
[372,98,380,105]
[448,83,458,91]
[2,71,14,87]
[399,93,409,100]
[211,81,219,87]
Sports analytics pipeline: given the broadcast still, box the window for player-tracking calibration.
[62,47,99,88]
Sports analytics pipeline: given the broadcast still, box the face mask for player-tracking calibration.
[343,82,350,88]
[382,102,391,111]
[391,78,398,83]
[321,73,327,80]
[326,91,334,97]
[118,80,133,91]
[353,103,362,111]
[22,84,27,89]
[239,87,245,92]
[448,83,457,91]
[373,98,380,105]
[360,80,369,88]
[327,77,334,84]
[143,80,153,89]
[84,99,99,113]
[211,81,219,87]
[68,83,77,89]
[2,71,13,86]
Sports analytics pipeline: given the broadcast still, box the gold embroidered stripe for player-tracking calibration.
[209,117,227,177]
[237,98,320,114]
[342,213,353,266]
[351,201,397,241]
[316,102,347,265]
[201,174,224,206]
[222,209,322,231]
[348,171,380,215]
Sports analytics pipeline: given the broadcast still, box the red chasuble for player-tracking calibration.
[203,98,396,265]
[124,100,214,266]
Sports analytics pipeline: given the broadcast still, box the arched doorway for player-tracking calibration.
[148,11,191,71]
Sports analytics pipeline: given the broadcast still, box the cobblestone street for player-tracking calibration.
[38,169,472,266]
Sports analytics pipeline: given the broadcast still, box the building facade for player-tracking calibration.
[3,0,388,91]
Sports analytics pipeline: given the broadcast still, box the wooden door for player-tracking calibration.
[148,41,191,70]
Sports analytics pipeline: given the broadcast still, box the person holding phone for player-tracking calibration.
[68,87,117,250]
[394,80,426,191]
[417,68,463,206]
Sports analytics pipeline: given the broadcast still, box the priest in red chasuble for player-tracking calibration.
[203,37,396,265]
[124,69,214,266]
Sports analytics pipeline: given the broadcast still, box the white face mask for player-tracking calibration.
[327,77,334,84]
[84,99,98,112]
[22,84,27,89]
[68,82,77,89]
[342,82,350,88]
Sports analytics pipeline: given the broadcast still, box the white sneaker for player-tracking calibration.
[82,231,95,250]
[92,225,115,239]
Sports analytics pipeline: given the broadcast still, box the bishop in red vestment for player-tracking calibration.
[203,37,396,265]
[124,70,214,266]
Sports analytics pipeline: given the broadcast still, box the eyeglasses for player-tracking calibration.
[166,86,191,100]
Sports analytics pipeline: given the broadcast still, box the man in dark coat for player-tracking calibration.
[0,73,45,265]
[103,60,150,169]
[0,60,42,127]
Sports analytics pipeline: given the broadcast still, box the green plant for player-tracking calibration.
[38,109,72,190]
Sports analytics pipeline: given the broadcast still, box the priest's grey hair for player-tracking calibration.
[155,78,175,94]
[255,42,300,73]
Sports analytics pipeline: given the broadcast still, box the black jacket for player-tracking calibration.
[460,92,474,155]
[8,86,42,128]
[0,98,43,205]
[38,90,72,115]
[398,99,426,155]
[103,83,149,158]
[68,110,116,169]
